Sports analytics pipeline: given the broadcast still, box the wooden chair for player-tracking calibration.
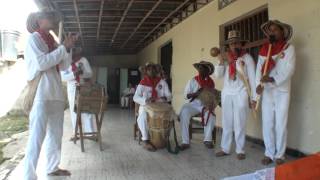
[133,103,142,144]
[189,114,217,145]
[74,84,107,152]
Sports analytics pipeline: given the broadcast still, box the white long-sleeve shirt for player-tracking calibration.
[183,77,204,107]
[133,79,172,106]
[61,57,93,85]
[215,53,256,100]
[25,32,72,102]
[255,44,296,94]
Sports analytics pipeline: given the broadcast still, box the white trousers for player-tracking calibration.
[121,96,129,107]
[262,88,290,160]
[220,89,249,154]
[137,106,149,141]
[179,102,216,144]
[24,101,64,180]
[67,83,95,133]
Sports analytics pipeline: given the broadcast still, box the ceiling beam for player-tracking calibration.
[135,0,190,48]
[72,0,84,46]
[109,0,134,46]
[96,0,105,40]
[120,0,162,49]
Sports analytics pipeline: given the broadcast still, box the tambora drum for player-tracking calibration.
[145,102,174,149]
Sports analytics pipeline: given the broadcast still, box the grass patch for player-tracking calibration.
[0,114,28,137]
[0,114,28,165]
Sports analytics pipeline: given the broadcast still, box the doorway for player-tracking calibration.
[107,68,120,104]
[160,41,172,90]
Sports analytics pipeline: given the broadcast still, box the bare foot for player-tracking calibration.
[215,150,229,157]
[48,169,71,176]
[261,156,273,165]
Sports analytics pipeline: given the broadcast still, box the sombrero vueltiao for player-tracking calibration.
[26,10,62,33]
[193,61,214,75]
[261,20,293,41]
[224,30,248,45]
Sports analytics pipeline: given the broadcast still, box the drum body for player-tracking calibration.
[145,102,173,149]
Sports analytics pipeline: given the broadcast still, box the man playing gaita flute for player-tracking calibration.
[61,48,95,140]
[213,30,256,160]
[253,20,295,165]
[179,61,216,150]
[24,11,78,179]
[133,63,172,152]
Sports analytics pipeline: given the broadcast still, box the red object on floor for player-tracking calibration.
[275,153,320,180]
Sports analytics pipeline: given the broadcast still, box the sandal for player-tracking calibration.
[204,141,214,149]
[215,150,229,157]
[143,141,157,152]
[275,158,285,165]
[261,156,273,165]
[48,169,71,176]
[179,144,190,151]
[237,153,246,160]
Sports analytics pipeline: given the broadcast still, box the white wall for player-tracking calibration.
[136,0,320,154]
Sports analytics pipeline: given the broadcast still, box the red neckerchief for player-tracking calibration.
[71,56,82,83]
[227,50,246,80]
[36,29,59,72]
[195,74,215,126]
[259,40,287,74]
[139,76,161,99]
[194,75,215,89]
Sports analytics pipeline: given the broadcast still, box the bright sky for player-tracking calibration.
[0,0,39,33]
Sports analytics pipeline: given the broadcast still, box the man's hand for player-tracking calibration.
[217,54,225,65]
[250,100,257,109]
[260,75,275,83]
[63,33,79,50]
[256,84,264,95]
[146,97,156,104]
[160,96,167,101]
[187,88,203,99]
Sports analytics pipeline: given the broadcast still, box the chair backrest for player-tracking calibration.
[75,84,107,114]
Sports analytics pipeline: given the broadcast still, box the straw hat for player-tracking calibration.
[26,10,61,33]
[224,30,248,45]
[193,61,214,75]
[261,20,293,41]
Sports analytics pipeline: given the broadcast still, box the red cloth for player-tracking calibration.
[71,56,81,83]
[259,40,287,74]
[275,153,320,180]
[194,75,215,89]
[139,76,161,99]
[36,29,59,72]
[227,50,246,80]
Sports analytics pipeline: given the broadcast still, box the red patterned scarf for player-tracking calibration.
[259,40,287,74]
[71,56,82,83]
[227,50,246,80]
[194,75,215,89]
[36,29,59,72]
[139,76,161,99]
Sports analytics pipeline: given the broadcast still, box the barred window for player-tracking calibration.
[220,6,268,61]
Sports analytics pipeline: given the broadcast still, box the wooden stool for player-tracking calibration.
[74,84,107,152]
[133,103,142,144]
[189,114,217,144]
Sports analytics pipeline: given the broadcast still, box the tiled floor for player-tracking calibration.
[8,107,293,180]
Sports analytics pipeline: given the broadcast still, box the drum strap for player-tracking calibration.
[201,107,215,126]
[167,121,180,154]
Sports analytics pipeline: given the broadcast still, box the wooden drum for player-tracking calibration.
[145,102,174,149]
